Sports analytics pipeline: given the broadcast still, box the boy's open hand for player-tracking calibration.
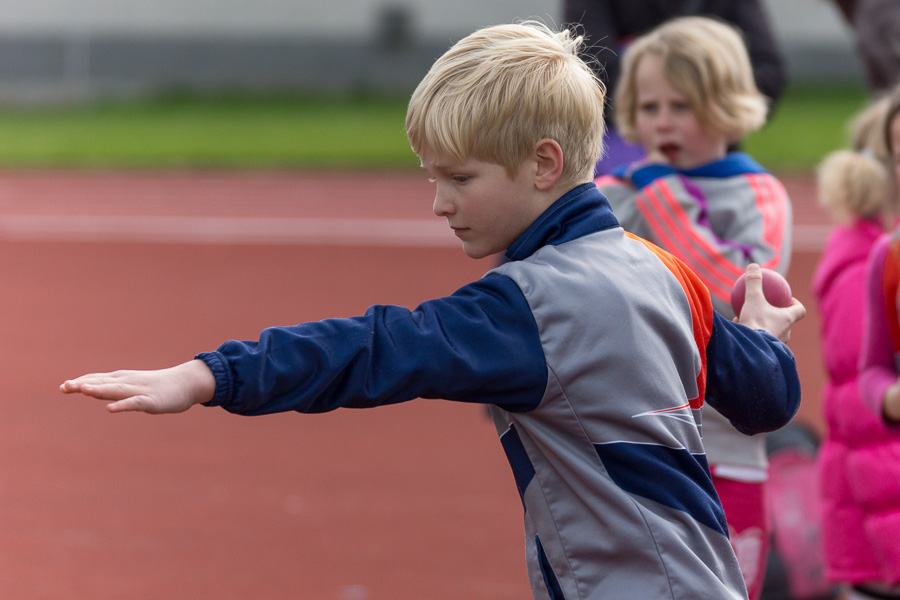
[59,360,216,414]
[736,263,806,342]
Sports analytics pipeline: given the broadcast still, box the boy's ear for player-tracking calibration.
[532,138,564,191]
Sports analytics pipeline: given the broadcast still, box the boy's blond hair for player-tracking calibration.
[817,149,888,224]
[614,16,768,144]
[406,21,606,190]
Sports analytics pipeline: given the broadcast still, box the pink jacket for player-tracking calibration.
[814,219,900,585]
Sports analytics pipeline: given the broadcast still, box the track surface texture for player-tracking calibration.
[0,170,827,599]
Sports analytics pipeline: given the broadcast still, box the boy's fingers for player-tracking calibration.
[60,372,118,393]
[787,299,807,322]
[60,371,143,395]
[772,298,806,322]
[106,397,149,413]
[59,379,90,394]
[64,380,144,401]
[108,395,174,414]
[60,376,97,393]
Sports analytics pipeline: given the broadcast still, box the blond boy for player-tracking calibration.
[62,21,804,600]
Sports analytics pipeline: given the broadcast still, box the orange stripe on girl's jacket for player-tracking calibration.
[754,174,786,259]
[884,237,900,353]
[652,181,746,282]
[625,231,713,409]
[747,173,787,271]
[636,191,733,304]
[635,182,739,302]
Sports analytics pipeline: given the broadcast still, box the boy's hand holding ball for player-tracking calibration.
[730,267,793,315]
[730,265,805,342]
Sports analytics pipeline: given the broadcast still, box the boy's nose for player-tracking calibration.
[433,190,454,217]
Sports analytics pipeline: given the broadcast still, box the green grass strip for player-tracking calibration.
[0,84,873,171]
[0,92,417,169]
[744,84,870,173]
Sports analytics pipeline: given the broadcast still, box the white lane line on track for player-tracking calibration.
[0,215,831,251]
[0,215,459,247]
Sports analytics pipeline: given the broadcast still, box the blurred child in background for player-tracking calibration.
[854,83,900,600]
[593,16,792,599]
[564,0,786,174]
[814,95,899,600]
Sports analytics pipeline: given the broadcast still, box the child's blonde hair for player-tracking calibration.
[850,94,890,162]
[817,150,888,224]
[406,21,606,190]
[883,82,900,159]
[818,89,900,226]
[614,16,768,144]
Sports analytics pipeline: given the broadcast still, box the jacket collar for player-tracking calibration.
[505,183,620,261]
[611,152,767,184]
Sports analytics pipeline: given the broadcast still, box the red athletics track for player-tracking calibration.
[0,170,827,599]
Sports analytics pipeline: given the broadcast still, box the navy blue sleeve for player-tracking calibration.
[704,311,801,435]
[197,273,547,416]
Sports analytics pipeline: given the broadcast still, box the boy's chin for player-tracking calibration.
[463,248,489,260]
[461,244,500,260]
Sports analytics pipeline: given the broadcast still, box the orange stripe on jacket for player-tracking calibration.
[747,173,788,271]
[884,237,900,353]
[626,231,714,409]
[651,182,746,282]
[635,181,741,303]
[631,189,721,289]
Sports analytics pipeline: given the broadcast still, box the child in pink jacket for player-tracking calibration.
[850,85,900,600]
[814,148,895,594]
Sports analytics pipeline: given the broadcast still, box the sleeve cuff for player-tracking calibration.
[195,351,234,407]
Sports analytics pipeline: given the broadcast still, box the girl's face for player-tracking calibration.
[633,55,729,170]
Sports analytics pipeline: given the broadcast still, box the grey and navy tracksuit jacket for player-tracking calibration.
[198,182,800,600]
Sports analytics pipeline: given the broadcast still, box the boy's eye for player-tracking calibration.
[638,102,658,114]
[672,101,692,113]
[452,174,470,184]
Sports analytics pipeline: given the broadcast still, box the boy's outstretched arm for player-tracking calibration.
[59,360,215,414]
[735,263,806,342]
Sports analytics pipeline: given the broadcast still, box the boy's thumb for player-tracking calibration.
[743,263,765,304]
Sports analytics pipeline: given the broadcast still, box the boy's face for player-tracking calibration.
[420,152,543,259]
[633,55,728,170]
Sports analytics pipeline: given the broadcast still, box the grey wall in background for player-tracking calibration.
[0,0,866,105]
